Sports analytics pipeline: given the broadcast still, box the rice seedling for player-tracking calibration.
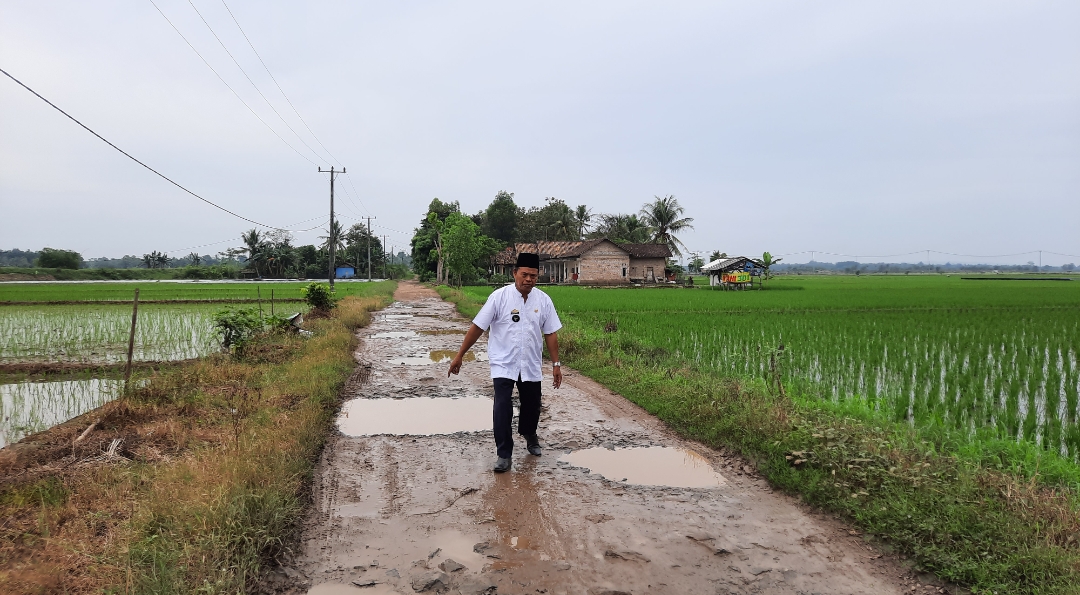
[0,304,250,363]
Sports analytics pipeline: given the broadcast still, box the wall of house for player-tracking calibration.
[629,258,667,282]
[579,243,630,284]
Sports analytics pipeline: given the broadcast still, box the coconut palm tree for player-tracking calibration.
[575,205,593,239]
[640,195,694,256]
[241,229,265,275]
[319,220,346,254]
[548,201,578,241]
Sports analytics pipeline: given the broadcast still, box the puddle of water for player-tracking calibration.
[559,446,726,488]
[337,397,492,436]
[307,583,398,595]
[370,331,417,339]
[418,329,467,335]
[0,379,122,448]
[387,351,485,366]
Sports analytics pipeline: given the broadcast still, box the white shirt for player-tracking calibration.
[472,284,562,381]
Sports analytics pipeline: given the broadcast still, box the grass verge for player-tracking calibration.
[437,285,1080,595]
[0,282,395,594]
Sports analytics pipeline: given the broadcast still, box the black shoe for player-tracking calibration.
[525,435,542,456]
[493,457,511,473]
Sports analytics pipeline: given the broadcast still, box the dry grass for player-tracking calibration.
[0,288,393,594]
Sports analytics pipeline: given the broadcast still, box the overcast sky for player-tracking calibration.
[2,1,1078,265]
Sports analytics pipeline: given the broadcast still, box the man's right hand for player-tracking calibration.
[447,355,463,377]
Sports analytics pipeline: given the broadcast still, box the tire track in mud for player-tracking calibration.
[289,282,928,595]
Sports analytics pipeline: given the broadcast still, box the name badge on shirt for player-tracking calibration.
[511,309,520,323]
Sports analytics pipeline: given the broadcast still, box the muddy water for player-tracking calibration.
[559,446,727,488]
[297,282,910,595]
[337,397,492,436]
[0,378,121,448]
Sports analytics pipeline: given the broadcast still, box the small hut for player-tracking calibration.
[701,256,765,290]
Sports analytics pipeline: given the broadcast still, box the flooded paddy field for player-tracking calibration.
[0,374,125,448]
[0,303,229,363]
[0,285,310,447]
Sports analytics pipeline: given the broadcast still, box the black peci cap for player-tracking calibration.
[515,252,540,269]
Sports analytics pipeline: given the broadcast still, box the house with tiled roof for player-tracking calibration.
[493,239,672,285]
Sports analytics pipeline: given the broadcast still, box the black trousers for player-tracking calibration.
[492,376,541,459]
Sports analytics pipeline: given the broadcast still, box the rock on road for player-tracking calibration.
[288,282,912,595]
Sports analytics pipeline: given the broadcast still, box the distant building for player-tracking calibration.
[493,239,673,285]
[335,266,356,279]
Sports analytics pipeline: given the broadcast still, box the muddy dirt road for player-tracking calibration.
[291,283,916,595]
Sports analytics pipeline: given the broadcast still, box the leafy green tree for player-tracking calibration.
[442,213,500,286]
[343,223,385,278]
[690,255,705,272]
[640,195,694,256]
[482,191,519,246]
[36,248,82,269]
[709,250,727,262]
[187,252,202,266]
[411,198,460,281]
[241,229,266,276]
[518,197,579,242]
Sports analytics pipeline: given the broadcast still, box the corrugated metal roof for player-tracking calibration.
[701,256,765,272]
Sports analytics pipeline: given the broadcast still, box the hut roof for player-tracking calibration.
[701,256,765,273]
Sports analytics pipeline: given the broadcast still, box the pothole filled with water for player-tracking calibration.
[337,396,492,436]
[559,446,726,488]
[387,351,486,366]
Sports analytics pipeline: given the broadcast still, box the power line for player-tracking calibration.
[1,66,303,231]
[185,0,329,166]
[147,0,317,166]
[218,0,343,166]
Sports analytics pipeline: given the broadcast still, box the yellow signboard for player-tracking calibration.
[722,271,751,284]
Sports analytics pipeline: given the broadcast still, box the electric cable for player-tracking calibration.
[218,0,343,166]
[185,0,329,166]
[1,66,308,231]
[163,216,328,254]
[147,0,317,166]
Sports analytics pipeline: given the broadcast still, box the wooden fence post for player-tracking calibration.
[123,288,140,393]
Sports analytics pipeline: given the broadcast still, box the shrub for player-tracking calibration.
[213,308,265,354]
[301,282,337,311]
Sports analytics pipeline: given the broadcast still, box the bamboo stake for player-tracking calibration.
[257,285,264,318]
[123,288,140,393]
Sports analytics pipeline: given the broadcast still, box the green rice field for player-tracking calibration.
[0,280,381,303]
[463,276,1080,459]
[0,280,380,447]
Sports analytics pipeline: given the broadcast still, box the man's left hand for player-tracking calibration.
[552,365,562,389]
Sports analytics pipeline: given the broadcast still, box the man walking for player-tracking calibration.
[447,252,562,473]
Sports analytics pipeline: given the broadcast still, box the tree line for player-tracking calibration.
[410,192,694,284]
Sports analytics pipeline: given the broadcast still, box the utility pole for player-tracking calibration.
[383,235,388,278]
[362,216,375,281]
[318,166,345,289]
